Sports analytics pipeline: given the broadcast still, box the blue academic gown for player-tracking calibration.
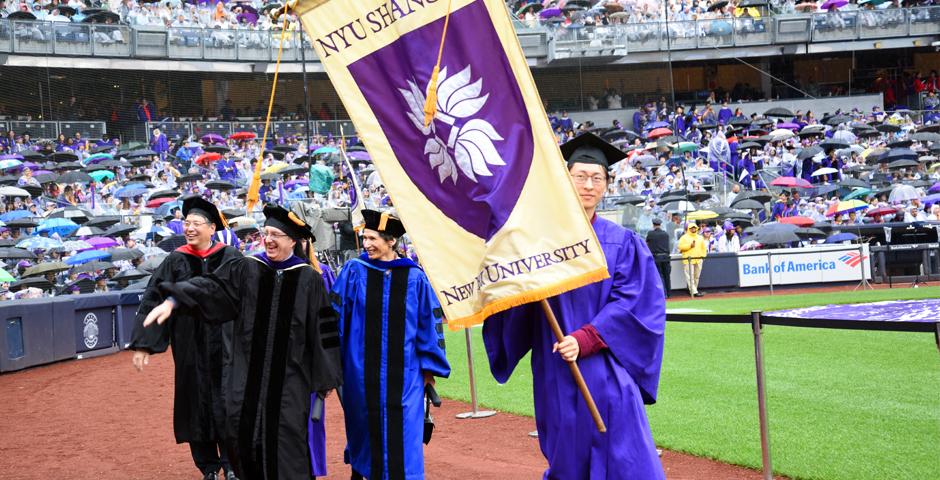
[482,217,666,480]
[331,254,450,480]
[308,262,336,478]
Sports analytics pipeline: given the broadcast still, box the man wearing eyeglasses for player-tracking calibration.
[130,196,243,480]
[483,133,666,479]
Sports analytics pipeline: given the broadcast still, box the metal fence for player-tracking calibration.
[0,6,937,61]
[146,119,356,140]
[0,120,106,139]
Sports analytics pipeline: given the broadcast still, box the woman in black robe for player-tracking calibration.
[142,204,343,480]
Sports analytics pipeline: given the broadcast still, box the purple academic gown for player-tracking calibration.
[482,217,666,480]
[308,262,336,477]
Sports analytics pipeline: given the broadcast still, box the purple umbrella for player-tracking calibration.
[777,122,800,130]
[539,7,562,17]
[922,193,940,207]
[22,162,40,170]
[929,183,940,195]
[821,0,847,9]
[285,179,307,190]
[0,154,24,161]
[33,169,54,176]
[347,150,371,161]
[84,236,119,250]
[236,12,258,24]
[200,133,226,145]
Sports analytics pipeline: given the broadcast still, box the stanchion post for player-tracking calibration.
[751,310,774,480]
[855,243,873,291]
[767,251,774,296]
[456,328,497,420]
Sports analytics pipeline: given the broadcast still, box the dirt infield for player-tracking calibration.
[0,350,789,479]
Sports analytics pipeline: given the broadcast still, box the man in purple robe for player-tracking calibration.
[482,133,666,480]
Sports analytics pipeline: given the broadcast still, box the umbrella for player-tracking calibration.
[73,226,105,237]
[911,132,940,143]
[811,167,838,177]
[795,227,827,239]
[206,180,237,191]
[104,224,137,237]
[177,173,203,184]
[108,248,143,262]
[157,235,187,252]
[85,237,119,250]
[114,185,149,199]
[753,224,800,245]
[662,200,697,213]
[49,151,79,163]
[843,188,874,201]
[764,107,794,118]
[46,207,93,222]
[229,131,257,141]
[203,145,230,154]
[778,216,815,227]
[826,232,858,243]
[821,0,847,11]
[195,152,223,166]
[0,247,36,259]
[88,170,115,182]
[887,159,919,170]
[770,177,812,188]
[876,124,900,133]
[6,218,39,229]
[112,268,149,282]
[65,250,112,265]
[673,142,699,154]
[22,262,70,278]
[59,240,93,252]
[884,148,918,162]
[0,269,14,283]
[865,206,898,218]
[73,260,115,274]
[139,253,169,273]
[888,184,919,202]
[648,128,673,139]
[731,199,766,210]
[825,115,853,126]
[798,146,824,161]
[819,139,850,151]
[10,277,52,292]
[0,159,23,170]
[0,186,31,197]
[886,139,913,149]
[82,11,120,23]
[57,171,93,184]
[16,236,62,250]
[84,153,113,165]
[146,197,176,209]
[686,210,719,221]
[831,200,869,215]
[200,133,226,145]
[734,190,773,204]
[37,218,79,237]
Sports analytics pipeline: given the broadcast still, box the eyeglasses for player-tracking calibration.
[182,221,208,228]
[571,174,607,186]
[261,230,290,240]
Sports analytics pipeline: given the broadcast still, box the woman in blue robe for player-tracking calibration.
[331,210,450,480]
[482,133,666,480]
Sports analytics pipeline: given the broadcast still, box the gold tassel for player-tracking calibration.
[422,0,453,128]
[309,240,321,274]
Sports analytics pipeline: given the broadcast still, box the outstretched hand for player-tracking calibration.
[143,299,175,327]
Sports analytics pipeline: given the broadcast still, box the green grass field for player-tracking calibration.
[436,287,940,480]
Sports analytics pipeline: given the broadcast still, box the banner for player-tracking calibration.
[296,0,609,327]
[737,245,871,288]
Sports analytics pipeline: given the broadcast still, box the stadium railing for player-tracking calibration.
[1,120,108,139]
[0,6,937,61]
[149,119,356,140]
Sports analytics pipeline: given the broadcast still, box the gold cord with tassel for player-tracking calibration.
[422,0,454,128]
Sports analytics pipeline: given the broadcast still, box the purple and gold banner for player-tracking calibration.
[297,0,609,327]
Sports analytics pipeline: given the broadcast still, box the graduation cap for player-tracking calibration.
[560,132,627,170]
[182,196,227,230]
[263,203,315,241]
[362,209,406,238]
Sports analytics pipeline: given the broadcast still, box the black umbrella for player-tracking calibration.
[738,141,763,150]
[8,11,37,20]
[157,235,187,252]
[100,159,129,169]
[825,115,853,126]
[206,180,236,191]
[123,149,158,159]
[0,175,16,186]
[104,223,137,237]
[876,124,900,133]
[82,11,121,23]
[795,227,827,239]
[84,216,122,228]
[49,151,80,163]
[112,268,149,282]
[22,261,70,278]
[917,124,940,133]
[764,107,794,118]
[57,171,93,184]
[203,145,230,154]
[884,148,918,162]
[274,145,298,152]
[89,144,114,155]
[731,199,766,210]
[839,178,869,189]
[798,146,824,161]
[73,260,115,274]
[6,218,38,229]
[734,190,773,203]
[148,189,180,200]
[753,224,800,244]
[33,173,57,184]
[11,277,52,292]
[279,165,307,176]
[47,207,93,222]
[0,247,36,259]
[812,184,840,196]
[887,159,919,169]
[56,162,83,171]
[707,0,729,11]
[819,139,849,151]
[262,150,286,160]
[737,0,767,6]
[108,247,144,262]
[886,139,913,149]
[177,173,203,183]
[911,132,940,143]
[856,129,881,139]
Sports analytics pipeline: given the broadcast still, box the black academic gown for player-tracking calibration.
[130,243,242,444]
[157,254,343,480]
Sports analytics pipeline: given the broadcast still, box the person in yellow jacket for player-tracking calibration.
[677,221,707,297]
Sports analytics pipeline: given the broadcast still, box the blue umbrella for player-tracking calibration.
[0,210,33,222]
[114,185,149,199]
[155,200,183,217]
[709,20,732,35]
[826,232,858,243]
[16,236,62,250]
[37,218,80,237]
[0,159,23,170]
[65,250,112,265]
[84,153,114,165]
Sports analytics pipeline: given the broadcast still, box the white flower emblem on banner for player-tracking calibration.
[399,66,505,184]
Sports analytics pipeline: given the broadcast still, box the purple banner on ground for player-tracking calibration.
[771,300,940,323]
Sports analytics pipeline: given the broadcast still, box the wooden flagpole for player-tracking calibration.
[539,299,606,433]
